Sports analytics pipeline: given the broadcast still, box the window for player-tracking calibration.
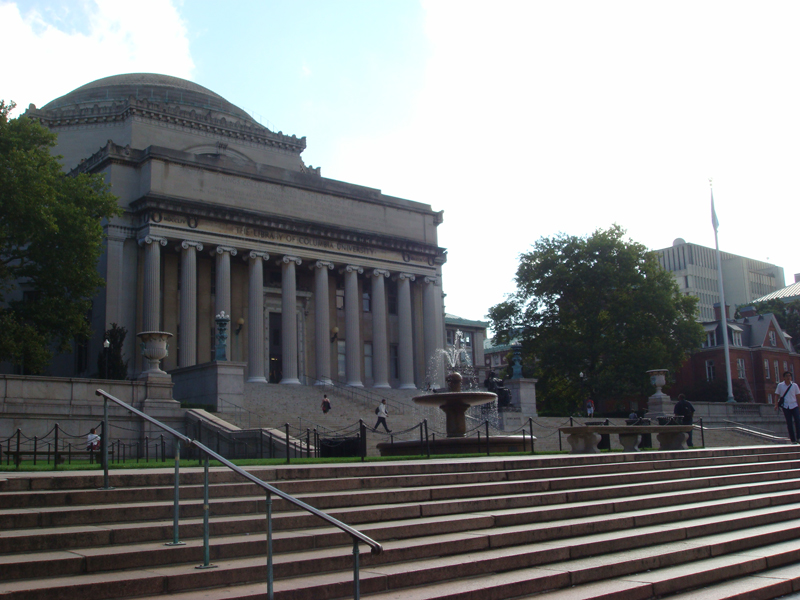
[769,331,777,346]
[336,289,344,310]
[737,358,745,379]
[784,361,788,374]
[705,331,717,347]
[765,359,770,380]
[775,360,780,381]
[732,331,742,346]
[362,279,371,312]
[446,329,455,346]
[389,344,399,379]
[364,343,373,380]
[337,341,346,380]
[705,360,715,382]
[792,364,796,379]
[462,332,472,347]
[768,393,773,403]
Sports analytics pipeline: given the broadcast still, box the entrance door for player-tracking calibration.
[268,312,282,383]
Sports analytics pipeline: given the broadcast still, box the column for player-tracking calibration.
[280,256,302,385]
[344,265,364,387]
[371,269,390,388]
[178,241,203,368]
[423,276,441,387]
[313,261,334,385]
[247,251,269,382]
[215,246,237,360]
[397,273,416,389]
[139,235,167,332]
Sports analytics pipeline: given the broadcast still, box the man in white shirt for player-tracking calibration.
[775,371,800,444]
[374,399,391,433]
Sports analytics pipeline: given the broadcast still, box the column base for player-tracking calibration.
[247,377,268,383]
[398,383,417,390]
[347,381,364,388]
[373,383,391,389]
[315,379,333,386]
[280,378,302,385]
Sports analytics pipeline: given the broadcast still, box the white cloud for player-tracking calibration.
[1,0,193,112]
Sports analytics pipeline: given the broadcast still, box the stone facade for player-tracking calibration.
[18,74,447,393]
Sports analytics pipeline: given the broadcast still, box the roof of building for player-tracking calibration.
[444,313,489,329]
[38,73,261,127]
[753,281,800,303]
[703,312,794,351]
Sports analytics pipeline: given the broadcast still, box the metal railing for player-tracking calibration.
[95,388,382,599]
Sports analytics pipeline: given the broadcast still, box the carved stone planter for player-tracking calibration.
[137,331,173,377]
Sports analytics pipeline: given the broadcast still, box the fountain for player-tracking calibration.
[377,330,529,456]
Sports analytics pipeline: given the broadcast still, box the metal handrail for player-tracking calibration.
[95,388,381,599]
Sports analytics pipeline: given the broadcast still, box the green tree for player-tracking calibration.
[0,101,120,373]
[96,323,129,380]
[489,225,704,415]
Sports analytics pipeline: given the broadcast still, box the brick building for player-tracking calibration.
[671,304,800,404]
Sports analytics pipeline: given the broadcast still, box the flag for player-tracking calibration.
[711,191,719,232]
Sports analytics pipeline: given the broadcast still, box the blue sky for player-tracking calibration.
[3,0,800,325]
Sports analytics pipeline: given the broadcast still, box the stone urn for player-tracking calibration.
[647,369,668,396]
[137,331,173,376]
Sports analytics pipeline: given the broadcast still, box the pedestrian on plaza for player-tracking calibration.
[374,398,391,433]
[775,371,800,444]
[321,394,331,414]
[86,428,100,451]
[673,393,696,447]
[586,398,595,418]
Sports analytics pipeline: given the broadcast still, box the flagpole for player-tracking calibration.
[711,180,735,403]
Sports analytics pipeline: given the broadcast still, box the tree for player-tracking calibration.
[0,101,120,373]
[96,323,129,380]
[489,225,704,415]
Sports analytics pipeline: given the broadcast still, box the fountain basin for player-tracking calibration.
[413,391,497,438]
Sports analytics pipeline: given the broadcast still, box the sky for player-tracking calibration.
[3,0,799,326]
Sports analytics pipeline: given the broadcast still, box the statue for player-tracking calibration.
[484,370,512,408]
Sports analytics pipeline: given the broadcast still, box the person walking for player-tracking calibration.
[374,398,391,433]
[775,371,800,444]
[586,398,594,418]
[673,393,696,447]
[321,394,331,414]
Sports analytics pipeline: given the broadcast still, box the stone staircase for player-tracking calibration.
[4,446,800,599]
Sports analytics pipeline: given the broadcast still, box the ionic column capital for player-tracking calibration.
[344,265,364,275]
[371,269,390,278]
[423,276,440,285]
[179,240,204,252]
[314,260,335,271]
[139,235,168,247]
[247,250,270,261]
[397,272,416,282]
[215,246,238,256]
[280,255,302,266]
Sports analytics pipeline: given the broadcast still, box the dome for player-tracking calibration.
[41,73,259,126]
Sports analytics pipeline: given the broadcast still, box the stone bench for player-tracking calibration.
[559,425,694,454]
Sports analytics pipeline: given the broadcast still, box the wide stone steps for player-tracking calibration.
[2,447,800,599]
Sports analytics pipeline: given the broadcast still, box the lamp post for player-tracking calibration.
[103,339,110,380]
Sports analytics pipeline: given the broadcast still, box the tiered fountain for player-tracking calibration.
[377,331,528,456]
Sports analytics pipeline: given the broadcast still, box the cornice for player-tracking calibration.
[130,194,447,266]
[25,96,306,155]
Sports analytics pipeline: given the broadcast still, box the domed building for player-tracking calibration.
[23,74,447,402]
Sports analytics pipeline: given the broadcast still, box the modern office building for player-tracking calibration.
[15,73,448,390]
[654,238,784,321]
